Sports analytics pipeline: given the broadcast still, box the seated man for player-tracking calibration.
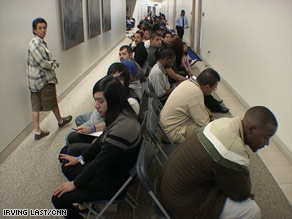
[142,26,153,50]
[160,68,220,143]
[161,30,173,49]
[120,60,142,102]
[131,30,148,68]
[147,32,162,68]
[118,48,142,100]
[159,106,278,219]
[119,45,144,81]
[148,48,176,104]
[143,32,163,77]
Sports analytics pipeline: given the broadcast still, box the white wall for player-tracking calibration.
[200,0,292,152]
[0,0,126,154]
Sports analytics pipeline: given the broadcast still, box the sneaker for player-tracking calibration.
[190,59,198,66]
[58,115,73,128]
[35,130,50,140]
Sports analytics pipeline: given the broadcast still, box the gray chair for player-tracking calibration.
[147,97,174,144]
[145,109,179,165]
[145,79,164,109]
[83,166,137,219]
[136,140,171,219]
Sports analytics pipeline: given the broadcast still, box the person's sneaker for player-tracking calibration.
[35,130,50,140]
[190,59,198,66]
[58,115,73,128]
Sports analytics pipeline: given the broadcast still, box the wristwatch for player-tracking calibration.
[77,155,85,165]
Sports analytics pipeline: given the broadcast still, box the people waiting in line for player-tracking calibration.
[132,13,229,114]
[52,76,142,219]
[159,106,278,219]
[65,63,140,148]
[160,68,219,144]
[27,17,72,140]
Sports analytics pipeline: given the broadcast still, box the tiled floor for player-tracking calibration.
[194,62,292,205]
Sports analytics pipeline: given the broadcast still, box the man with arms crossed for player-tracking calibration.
[159,106,278,219]
[27,18,72,140]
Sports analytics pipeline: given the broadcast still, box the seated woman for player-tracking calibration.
[65,62,140,147]
[52,76,142,219]
[181,42,194,77]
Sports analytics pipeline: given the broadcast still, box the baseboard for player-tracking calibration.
[272,135,292,164]
[0,111,49,164]
[0,37,126,165]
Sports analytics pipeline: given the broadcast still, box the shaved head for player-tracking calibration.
[242,106,278,152]
[243,106,277,128]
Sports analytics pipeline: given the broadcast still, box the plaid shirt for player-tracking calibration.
[27,36,58,92]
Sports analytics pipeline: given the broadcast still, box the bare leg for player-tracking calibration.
[52,105,72,128]
[52,105,62,123]
[32,111,40,132]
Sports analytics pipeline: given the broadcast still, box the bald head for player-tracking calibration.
[243,106,277,128]
[242,106,278,152]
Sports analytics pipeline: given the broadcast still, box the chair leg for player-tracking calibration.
[124,198,136,219]
[126,192,138,208]
[135,181,142,201]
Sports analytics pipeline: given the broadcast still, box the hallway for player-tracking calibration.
[0,37,292,218]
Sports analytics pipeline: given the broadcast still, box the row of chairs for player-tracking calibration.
[83,81,176,218]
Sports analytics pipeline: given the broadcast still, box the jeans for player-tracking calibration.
[75,112,92,126]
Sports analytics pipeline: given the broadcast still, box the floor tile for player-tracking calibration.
[257,151,292,166]
[261,141,280,152]
[279,184,292,205]
[268,166,292,184]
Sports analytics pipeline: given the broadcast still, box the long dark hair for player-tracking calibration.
[106,62,130,90]
[92,76,136,125]
[169,37,184,67]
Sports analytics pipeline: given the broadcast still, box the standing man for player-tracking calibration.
[159,106,278,218]
[175,10,189,39]
[27,18,72,140]
[160,69,220,144]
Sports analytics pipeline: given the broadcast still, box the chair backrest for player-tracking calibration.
[148,97,162,116]
[146,109,160,145]
[83,164,137,219]
[136,140,171,219]
[148,98,174,145]
[146,79,163,109]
